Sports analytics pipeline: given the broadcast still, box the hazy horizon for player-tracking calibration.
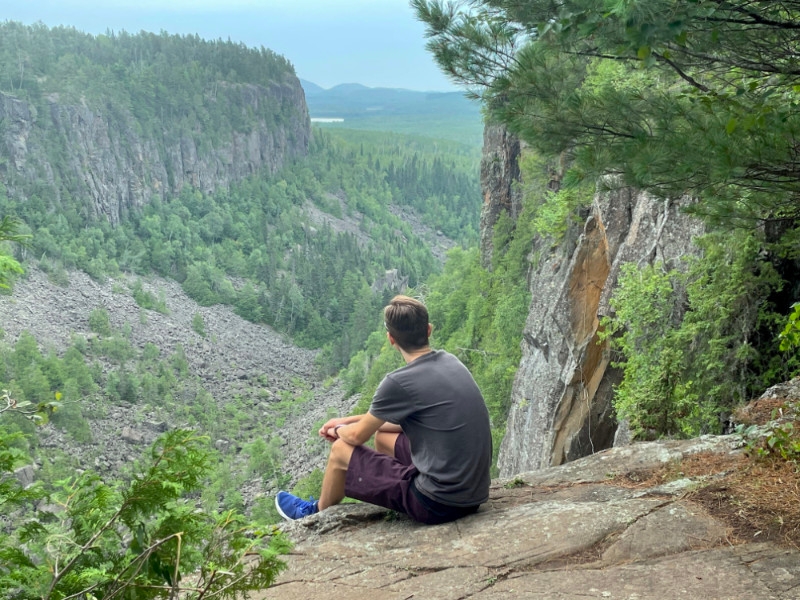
[0,0,459,93]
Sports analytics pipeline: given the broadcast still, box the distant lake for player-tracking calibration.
[311,118,344,123]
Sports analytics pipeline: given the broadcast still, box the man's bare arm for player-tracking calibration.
[335,412,385,446]
[319,414,364,441]
[378,422,402,433]
[320,414,401,443]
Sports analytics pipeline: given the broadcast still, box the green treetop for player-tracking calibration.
[412,0,800,234]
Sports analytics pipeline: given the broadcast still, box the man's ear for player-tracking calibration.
[387,331,396,346]
[427,323,433,337]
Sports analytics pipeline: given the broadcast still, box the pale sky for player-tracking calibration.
[0,0,458,91]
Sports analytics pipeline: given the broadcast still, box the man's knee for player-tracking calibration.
[328,438,355,469]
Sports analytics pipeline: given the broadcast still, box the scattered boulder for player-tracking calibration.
[121,427,145,444]
[13,464,37,489]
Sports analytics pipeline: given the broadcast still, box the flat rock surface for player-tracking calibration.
[260,437,800,600]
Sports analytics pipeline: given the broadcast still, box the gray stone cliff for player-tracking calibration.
[478,125,706,475]
[479,123,522,269]
[499,188,705,475]
[0,79,310,225]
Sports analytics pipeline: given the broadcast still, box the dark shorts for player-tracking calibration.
[344,433,480,525]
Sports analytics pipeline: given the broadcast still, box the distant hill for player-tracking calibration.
[299,78,326,96]
[300,80,483,146]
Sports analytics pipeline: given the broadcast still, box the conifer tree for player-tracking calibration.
[412,0,800,232]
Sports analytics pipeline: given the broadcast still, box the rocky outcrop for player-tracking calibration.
[0,79,310,225]
[265,435,800,600]
[498,188,705,476]
[478,122,709,474]
[479,123,522,269]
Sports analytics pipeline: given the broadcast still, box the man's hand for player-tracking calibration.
[319,416,358,442]
[317,413,386,446]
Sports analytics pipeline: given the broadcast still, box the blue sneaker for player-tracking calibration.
[275,491,319,521]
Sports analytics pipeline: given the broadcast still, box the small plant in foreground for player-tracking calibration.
[0,426,290,599]
[737,418,800,465]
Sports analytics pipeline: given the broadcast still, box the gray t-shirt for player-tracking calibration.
[369,350,492,507]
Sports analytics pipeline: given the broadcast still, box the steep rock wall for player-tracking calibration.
[479,123,522,268]
[0,80,310,224]
[497,187,705,476]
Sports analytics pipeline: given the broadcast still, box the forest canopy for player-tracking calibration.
[412,0,800,233]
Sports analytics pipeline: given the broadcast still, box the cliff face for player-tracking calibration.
[478,124,522,268]
[0,80,310,225]
[478,126,706,475]
[498,188,705,475]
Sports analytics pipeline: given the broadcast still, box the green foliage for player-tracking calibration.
[532,185,592,241]
[191,312,207,338]
[738,418,800,465]
[757,422,800,463]
[601,263,700,437]
[0,215,29,290]
[246,436,285,481]
[93,335,135,365]
[49,379,92,443]
[518,151,593,241]
[413,0,800,232]
[602,230,784,438]
[234,282,262,322]
[170,344,190,379]
[0,427,289,600]
[201,458,247,513]
[779,303,800,355]
[131,279,169,314]
[88,308,112,336]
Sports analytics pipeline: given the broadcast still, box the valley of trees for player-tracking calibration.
[0,23,486,599]
[2,123,480,373]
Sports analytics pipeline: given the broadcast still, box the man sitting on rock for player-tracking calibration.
[275,294,492,525]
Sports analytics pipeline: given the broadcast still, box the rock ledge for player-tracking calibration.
[263,436,800,600]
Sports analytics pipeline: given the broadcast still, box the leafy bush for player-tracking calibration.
[88,308,112,336]
[131,279,169,314]
[246,436,285,480]
[0,428,290,599]
[603,231,784,438]
[779,303,800,356]
[192,312,207,338]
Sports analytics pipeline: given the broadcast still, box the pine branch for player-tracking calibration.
[102,533,184,600]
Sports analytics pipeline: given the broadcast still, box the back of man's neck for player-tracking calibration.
[401,346,433,364]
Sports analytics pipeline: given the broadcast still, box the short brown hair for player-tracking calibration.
[384,295,429,351]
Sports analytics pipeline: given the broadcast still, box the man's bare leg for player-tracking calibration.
[318,439,355,510]
[375,431,400,457]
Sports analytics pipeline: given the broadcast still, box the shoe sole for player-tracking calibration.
[274,494,295,521]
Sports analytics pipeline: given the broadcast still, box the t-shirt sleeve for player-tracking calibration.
[369,375,413,423]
